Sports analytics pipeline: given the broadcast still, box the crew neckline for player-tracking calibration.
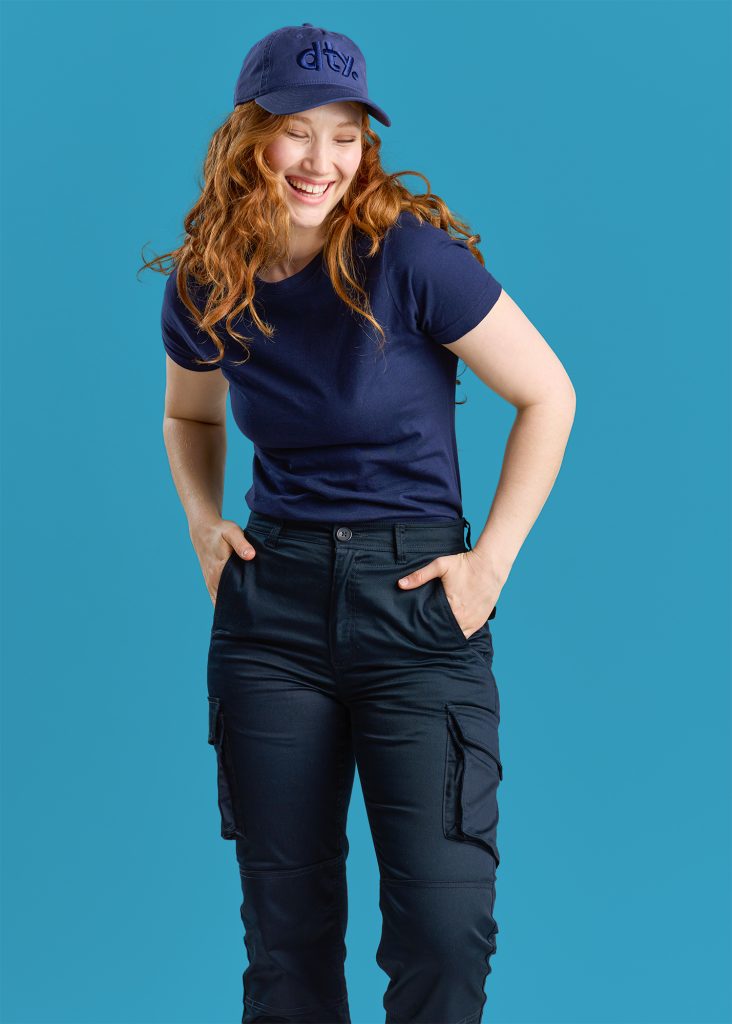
[255,249,324,292]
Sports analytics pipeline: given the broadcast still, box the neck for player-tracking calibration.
[259,229,326,282]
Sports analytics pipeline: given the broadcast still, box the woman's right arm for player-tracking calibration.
[162,355,256,605]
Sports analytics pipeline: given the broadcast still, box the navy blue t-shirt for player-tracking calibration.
[161,210,502,523]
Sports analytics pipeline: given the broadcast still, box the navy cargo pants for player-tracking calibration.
[207,511,503,1024]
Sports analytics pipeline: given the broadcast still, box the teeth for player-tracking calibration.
[286,177,329,195]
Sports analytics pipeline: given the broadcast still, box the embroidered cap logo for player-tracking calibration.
[296,39,359,81]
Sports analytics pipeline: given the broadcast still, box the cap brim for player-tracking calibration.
[254,86,391,128]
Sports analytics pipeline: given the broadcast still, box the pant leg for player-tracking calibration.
[207,524,356,1024]
[346,543,502,1024]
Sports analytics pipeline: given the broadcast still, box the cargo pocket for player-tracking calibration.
[443,702,502,868]
[207,696,245,840]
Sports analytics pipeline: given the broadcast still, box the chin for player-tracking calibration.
[289,203,331,219]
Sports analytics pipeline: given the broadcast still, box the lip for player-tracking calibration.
[286,175,334,186]
[285,176,335,204]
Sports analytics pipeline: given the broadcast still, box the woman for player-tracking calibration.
[146,22,576,1024]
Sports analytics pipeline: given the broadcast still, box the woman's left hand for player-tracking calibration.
[397,550,504,639]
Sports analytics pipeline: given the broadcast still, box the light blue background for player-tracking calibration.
[2,2,729,1022]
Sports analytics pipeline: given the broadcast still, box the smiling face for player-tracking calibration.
[264,101,364,230]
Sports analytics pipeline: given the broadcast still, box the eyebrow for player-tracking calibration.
[289,115,361,129]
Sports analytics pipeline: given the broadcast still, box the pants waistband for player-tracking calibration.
[244,512,476,555]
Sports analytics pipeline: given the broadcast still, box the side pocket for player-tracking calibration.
[207,696,246,840]
[435,579,495,653]
[212,550,238,630]
[443,702,503,868]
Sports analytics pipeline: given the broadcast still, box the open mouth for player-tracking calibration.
[285,177,334,199]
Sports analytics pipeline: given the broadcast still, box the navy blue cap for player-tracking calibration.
[233,23,391,128]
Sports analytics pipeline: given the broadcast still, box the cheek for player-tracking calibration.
[348,150,363,177]
[341,153,363,182]
[263,138,292,171]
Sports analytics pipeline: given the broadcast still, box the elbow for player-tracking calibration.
[565,378,577,419]
[558,379,577,432]
[552,366,577,421]
[536,376,577,431]
[527,375,576,420]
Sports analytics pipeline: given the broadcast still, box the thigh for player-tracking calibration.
[349,549,502,884]
[352,696,501,885]
[206,536,355,871]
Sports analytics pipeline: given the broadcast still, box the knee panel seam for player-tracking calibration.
[244,992,349,1017]
[380,876,494,888]
[239,850,346,880]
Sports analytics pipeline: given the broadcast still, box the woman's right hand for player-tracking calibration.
[189,517,257,606]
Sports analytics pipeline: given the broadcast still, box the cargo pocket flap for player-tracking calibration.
[208,696,221,746]
[444,702,502,868]
[206,696,245,841]
[446,703,503,780]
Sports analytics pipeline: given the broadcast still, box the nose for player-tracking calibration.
[299,137,333,178]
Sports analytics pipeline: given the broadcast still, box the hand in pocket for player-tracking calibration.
[397,550,501,638]
[189,518,257,606]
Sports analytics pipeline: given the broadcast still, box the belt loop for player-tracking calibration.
[393,523,407,564]
[265,521,282,549]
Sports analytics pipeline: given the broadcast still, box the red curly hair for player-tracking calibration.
[140,100,495,370]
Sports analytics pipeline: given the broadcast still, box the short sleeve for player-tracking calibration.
[384,212,503,345]
[161,267,222,371]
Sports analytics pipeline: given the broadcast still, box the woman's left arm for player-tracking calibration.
[397,288,577,633]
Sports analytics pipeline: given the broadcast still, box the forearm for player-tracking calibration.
[162,416,227,534]
[472,393,576,581]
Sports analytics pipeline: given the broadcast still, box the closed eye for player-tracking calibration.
[286,132,357,144]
